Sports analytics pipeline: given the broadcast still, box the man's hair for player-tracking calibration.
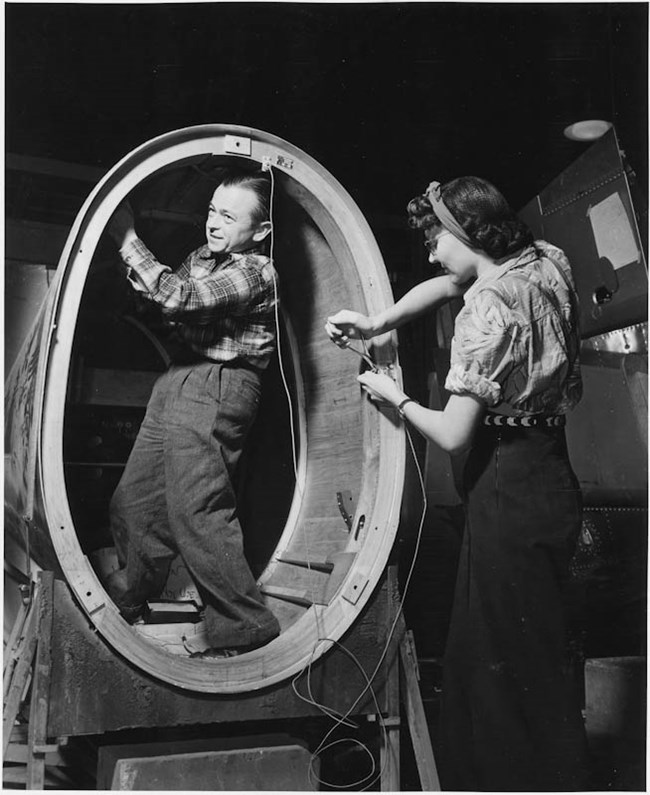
[407,176,533,259]
[219,168,272,226]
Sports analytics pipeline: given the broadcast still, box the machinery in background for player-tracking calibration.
[521,129,647,790]
[519,127,647,658]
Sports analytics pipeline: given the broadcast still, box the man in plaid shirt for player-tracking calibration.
[105,169,281,658]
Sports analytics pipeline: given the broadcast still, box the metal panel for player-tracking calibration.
[520,128,647,339]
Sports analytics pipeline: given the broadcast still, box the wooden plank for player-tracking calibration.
[260,585,313,608]
[7,724,29,743]
[110,744,317,791]
[3,596,29,686]
[26,572,54,790]
[4,743,65,766]
[380,674,400,791]
[97,734,299,789]
[380,567,401,791]
[276,555,334,573]
[400,630,441,791]
[2,591,40,755]
[1,764,77,788]
[3,767,28,785]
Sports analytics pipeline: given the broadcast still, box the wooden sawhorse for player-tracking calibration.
[3,568,439,790]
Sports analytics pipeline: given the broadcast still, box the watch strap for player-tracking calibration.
[397,397,417,418]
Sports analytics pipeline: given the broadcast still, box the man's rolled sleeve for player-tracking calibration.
[118,238,269,323]
[120,237,172,295]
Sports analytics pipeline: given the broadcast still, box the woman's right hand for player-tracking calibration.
[325,310,376,347]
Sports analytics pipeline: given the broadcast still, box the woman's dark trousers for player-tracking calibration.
[440,424,590,791]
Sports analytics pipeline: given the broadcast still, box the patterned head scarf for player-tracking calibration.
[425,181,473,247]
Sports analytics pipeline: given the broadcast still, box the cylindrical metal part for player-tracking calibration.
[5,125,406,693]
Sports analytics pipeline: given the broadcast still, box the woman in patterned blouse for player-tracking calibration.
[325,176,589,791]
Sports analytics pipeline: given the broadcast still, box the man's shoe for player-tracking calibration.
[105,570,145,624]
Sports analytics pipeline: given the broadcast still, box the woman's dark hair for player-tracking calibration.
[407,176,533,259]
[220,168,272,226]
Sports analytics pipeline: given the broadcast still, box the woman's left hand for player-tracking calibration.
[357,371,406,407]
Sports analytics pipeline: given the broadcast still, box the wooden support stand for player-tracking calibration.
[3,568,439,790]
[3,572,69,789]
[400,626,440,790]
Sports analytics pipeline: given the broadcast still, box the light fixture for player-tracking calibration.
[563,119,613,142]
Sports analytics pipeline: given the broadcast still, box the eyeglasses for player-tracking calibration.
[423,230,450,255]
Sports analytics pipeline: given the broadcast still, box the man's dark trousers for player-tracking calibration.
[107,360,280,649]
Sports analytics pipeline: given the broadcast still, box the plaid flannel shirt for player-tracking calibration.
[120,237,278,369]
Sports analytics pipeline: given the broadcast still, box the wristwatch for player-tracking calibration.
[396,397,418,419]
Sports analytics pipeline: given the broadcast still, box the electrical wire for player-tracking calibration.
[265,162,324,624]
[266,164,301,490]
[291,425,428,790]
[265,160,429,789]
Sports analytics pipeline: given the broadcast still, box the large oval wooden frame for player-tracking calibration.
[38,125,405,693]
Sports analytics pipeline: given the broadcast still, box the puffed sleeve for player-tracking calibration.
[445,287,521,407]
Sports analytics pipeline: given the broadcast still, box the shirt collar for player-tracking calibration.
[463,244,537,303]
[196,244,262,264]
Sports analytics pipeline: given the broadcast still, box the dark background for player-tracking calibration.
[6,2,648,220]
[5,0,648,652]
[4,6,648,787]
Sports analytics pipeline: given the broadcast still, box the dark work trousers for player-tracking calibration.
[440,424,590,791]
[106,361,280,649]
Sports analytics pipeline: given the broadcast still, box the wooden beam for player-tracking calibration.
[27,572,54,790]
[400,630,441,791]
[260,585,313,608]
[276,555,334,573]
[3,591,40,755]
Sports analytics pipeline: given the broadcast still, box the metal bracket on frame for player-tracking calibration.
[336,490,356,532]
[224,135,252,156]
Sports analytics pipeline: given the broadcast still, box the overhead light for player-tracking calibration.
[563,119,613,142]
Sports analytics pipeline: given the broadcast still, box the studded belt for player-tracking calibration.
[483,413,566,428]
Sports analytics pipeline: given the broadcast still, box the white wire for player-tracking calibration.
[266,165,301,491]
[265,163,429,788]
[265,164,323,624]
[292,424,428,789]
